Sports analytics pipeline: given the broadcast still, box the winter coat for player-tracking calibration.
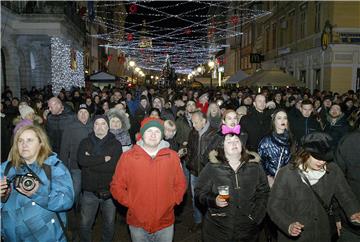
[268,163,360,242]
[289,114,321,143]
[174,114,192,146]
[195,150,269,242]
[45,106,75,154]
[323,114,350,148]
[240,109,272,151]
[110,141,187,233]
[1,154,74,242]
[258,131,291,177]
[77,132,122,193]
[1,113,12,161]
[59,118,93,170]
[187,122,218,176]
[335,130,360,235]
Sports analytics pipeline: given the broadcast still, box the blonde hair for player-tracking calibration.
[8,125,52,168]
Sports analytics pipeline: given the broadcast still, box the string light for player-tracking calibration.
[85,1,270,74]
[51,37,84,95]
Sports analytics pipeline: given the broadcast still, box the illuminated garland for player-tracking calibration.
[51,37,85,94]
[85,1,270,74]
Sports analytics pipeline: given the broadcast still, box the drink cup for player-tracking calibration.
[217,185,230,201]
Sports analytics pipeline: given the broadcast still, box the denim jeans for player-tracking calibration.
[181,159,190,186]
[129,224,174,242]
[70,169,82,207]
[190,174,202,224]
[80,191,116,242]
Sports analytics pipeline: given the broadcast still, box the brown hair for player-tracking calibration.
[8,125,52,168]
[292,148,329,172]
[216,134,250,164]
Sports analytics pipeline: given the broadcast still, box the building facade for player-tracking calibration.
[256,1,360,93]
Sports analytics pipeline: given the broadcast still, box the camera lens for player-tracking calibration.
[22,177,35,191]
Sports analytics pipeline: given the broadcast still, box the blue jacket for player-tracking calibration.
[1,154,74,242]
[258,131,291,177]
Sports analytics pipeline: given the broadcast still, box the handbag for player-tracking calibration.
[298,170,337,239]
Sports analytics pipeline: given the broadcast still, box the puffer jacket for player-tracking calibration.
[195,150,269,242]
[258,131,291,177]
[1,154,74,242]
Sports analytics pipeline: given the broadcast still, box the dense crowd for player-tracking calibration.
[1,84,360,242]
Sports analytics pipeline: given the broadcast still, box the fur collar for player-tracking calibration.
[208,150,260,164]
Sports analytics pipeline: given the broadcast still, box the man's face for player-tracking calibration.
[143,127,162,148]
[113,91,122,101]
[191,114,206,131]
[94,118,109,138]
[152,98,162,110]
[77,109,89,125]
[186,101,196,113]
[323,99,332,108]
[48,100,62,115]
[301,104,313,118]
[254,95,266,112]
[329,105,342,118]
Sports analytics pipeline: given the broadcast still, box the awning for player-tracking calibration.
[226,69,249,84]
[89,71,117,82]
[239,69,305,87]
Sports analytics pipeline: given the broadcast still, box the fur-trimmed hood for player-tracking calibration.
[107,108,131,130]
[208,149,260,164]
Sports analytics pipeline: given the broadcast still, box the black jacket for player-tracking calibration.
[289,114,321,143]
[45,106,75,154]
[78,132,122,192]
[59,119,93,170]
[195,151,269,242]
[240,109,271,151]
[335,130,360,235]
[268,163,360,242]
[323,114,350,148]
[187,122,218,176]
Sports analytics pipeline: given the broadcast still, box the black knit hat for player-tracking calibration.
[93,115,109,128]
[301,132,333,161]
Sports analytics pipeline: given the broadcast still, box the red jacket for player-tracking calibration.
[110,142,187,233]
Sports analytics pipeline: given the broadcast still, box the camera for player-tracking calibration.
[14,173,39,192]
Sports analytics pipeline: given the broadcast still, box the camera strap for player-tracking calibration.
[23,164,45,185]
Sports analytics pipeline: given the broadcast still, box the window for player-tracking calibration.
[314,69,321,90]
[300,70,306,83]
[288,10,295,43]
[248,28,252,45]
[279,17,286,46]
[272,23,277,49]
[300,11,307,39]
[314,2,321,33]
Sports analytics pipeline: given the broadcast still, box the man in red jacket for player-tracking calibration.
[111,117,187,241]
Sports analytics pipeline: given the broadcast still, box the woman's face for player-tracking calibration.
[110,117,122,130]
[18,130,41,164]
[307,155,326,171]
[274,111,288,133]
[223,111,238,128]
[224,135,242,158]
[102,102,109,111]
[209,104,219,117]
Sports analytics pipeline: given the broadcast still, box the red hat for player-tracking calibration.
[138,117,164,140]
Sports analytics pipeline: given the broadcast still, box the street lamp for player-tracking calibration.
[129,60,135,67]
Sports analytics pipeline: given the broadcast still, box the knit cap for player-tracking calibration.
[93,115,110,128]
[19,105,35,119]
[140,117,164,138]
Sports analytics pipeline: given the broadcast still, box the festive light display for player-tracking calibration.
[86,1,270,74]
[51,37,84,94]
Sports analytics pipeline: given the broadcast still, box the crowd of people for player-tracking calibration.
[1,83,360,242]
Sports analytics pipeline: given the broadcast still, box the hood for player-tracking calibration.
[208,150,260,164]
[107,108,131,130]
[44,153,61,166]
[136,139,170,151]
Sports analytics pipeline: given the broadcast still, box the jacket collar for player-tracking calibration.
[208,149,260,164]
